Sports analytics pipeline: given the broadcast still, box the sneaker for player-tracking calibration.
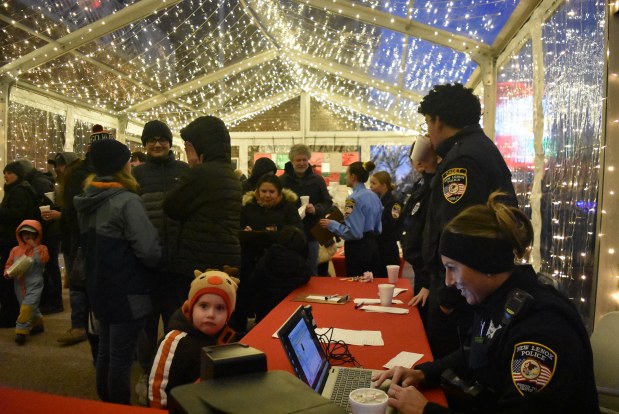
[57,328,87,345]
[135,374,149,406]
[15,334,26,345]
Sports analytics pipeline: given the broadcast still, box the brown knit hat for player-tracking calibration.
[181,269,239,322]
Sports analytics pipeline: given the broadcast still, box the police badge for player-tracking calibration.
[511,342,557,395]
[442,168,467,204]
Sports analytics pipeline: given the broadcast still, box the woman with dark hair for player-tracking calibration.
[0,161,39,327]
[373,192,599,414]
[320,161,383,277]
[231,174,303,332]
[369,171,403,277]
[74,139,161,405]
[242,157,277,193]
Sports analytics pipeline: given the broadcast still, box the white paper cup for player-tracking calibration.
[386,265,400,283]
[378,284,395,307]
[300,195,310,206]
[39,205,51,213]
[349,388,388,414]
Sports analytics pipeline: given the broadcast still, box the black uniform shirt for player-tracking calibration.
[418,265,599,414]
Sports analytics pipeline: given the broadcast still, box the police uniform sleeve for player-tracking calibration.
[491,309,596,413]
[382,198,403,239]
[327,196,364,240]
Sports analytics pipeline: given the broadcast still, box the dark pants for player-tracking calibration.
[96,317,146,404]
[137,272,189,372]
[344,235,382,278]
[40,234,63,311]
[0,244,19,327]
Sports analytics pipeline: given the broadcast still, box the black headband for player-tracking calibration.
[439,231,515,274]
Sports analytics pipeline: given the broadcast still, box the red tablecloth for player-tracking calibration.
[332,247,405,277]
[242,276,447,406]
[0,387,167,414]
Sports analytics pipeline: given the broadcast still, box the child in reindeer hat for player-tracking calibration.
[148,267,239,409]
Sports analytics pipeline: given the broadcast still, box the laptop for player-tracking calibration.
[277,306,381,412]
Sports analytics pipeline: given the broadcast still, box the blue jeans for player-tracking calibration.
[96,318,146,404]
[307,239,319,276]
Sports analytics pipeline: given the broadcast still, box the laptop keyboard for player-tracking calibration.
[329,368,373,412]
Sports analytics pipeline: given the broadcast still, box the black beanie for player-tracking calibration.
[90,139,131,176]
[141,120,173,146]
[249,157,277,183]
[180,116,231,163]
[3,161,26,180]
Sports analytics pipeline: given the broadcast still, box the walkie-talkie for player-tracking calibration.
[501,289,533,326]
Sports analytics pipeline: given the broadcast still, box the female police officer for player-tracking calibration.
[320,161,383,277]
[369,171,403,278]
[373,191,599,414]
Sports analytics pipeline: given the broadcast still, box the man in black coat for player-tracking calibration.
[163,116,242,274]
[132,120,190,404]
[280,144,333,275]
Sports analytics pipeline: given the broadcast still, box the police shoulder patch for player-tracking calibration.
[344,198,356,217]
[442,168,467,204]
[511,342,557,396]
[391,203,401,219]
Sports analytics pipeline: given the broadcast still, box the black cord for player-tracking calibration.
[316,327,363,367]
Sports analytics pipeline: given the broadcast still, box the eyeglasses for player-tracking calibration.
[145,138,170,145]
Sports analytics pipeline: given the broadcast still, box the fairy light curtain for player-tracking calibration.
[7,102,65,171]
[539,0,604,324]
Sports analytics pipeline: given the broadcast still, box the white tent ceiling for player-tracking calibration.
[0,0,542,132]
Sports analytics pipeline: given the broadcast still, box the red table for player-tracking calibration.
[0,387,167,414]
[242,276,447,406]
[332,247,406,277]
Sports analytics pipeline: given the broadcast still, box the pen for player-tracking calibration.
[324,294,339,300]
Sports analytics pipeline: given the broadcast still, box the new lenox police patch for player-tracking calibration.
[511,342,557,396]
[391,203,402,219]
[442,168,467,204]
[344,198,356,217]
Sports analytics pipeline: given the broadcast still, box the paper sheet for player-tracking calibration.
[382,351,424,369]
[298,205,306,220]
[393,288,408,297]
[354,298,403,305]
[315,327,384,346]
[360,305,409,315]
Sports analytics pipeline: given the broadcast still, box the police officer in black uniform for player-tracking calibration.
[419,83,518,358]
[369,171,403,277]
[401,136,437,325]
[374,193,599,414]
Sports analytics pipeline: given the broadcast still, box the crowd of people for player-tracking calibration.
[0,83,599,413]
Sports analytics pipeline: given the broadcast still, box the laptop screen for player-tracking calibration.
[277,306,330,391]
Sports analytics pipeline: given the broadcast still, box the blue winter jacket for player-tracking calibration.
[74,179,161,324]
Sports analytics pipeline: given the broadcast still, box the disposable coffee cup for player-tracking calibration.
[300,195,310,206]
[386,265,400,283]
[349,388,388,414]
[378,284,395,307]
[39,205,51,213]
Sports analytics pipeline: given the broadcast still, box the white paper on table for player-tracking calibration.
[393,288,408,297]
[306,295,345,303]
[383,351,424,369]
[360,305,409,315]
[315,327,384,346]
[298,205,306,220]
[354,298,403,305]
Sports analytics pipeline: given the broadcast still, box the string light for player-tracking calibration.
[0,0,609,319]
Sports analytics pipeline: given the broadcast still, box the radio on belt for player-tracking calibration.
[201,342,267,380]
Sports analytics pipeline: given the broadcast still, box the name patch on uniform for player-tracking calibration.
[511,342,557,396]
[442,168,467,204]
[391,203,401,219]
[344,198,356,217]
